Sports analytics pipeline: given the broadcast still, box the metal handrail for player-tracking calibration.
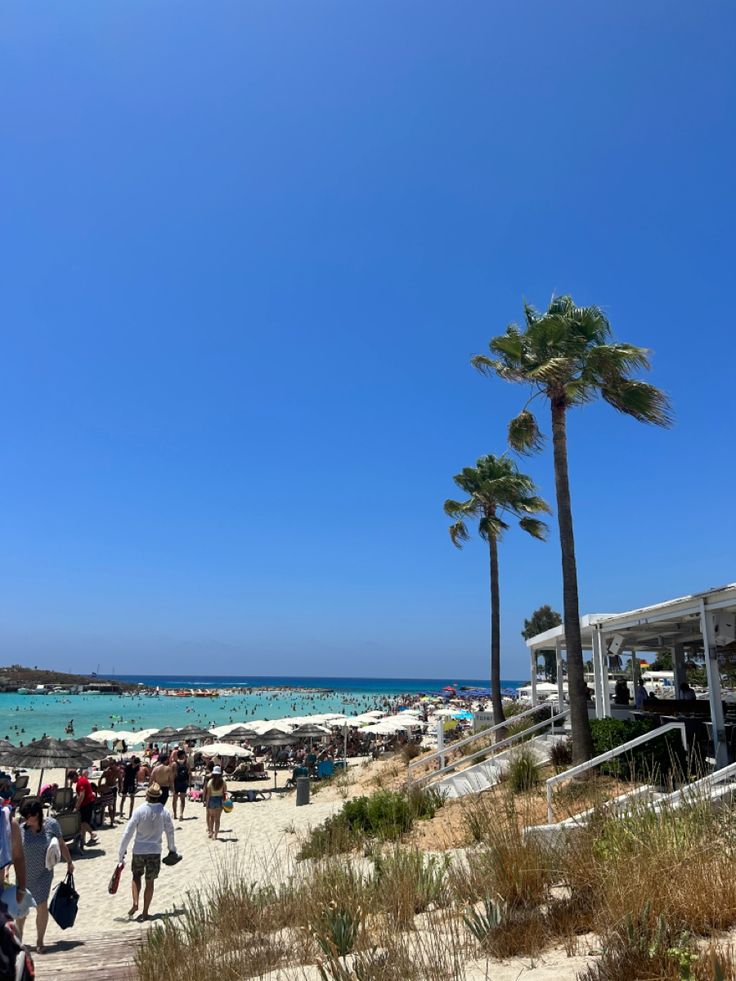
[407,703,556,782]
[545,722,687,823]
[656,759,736,808]
[408,709,570,790]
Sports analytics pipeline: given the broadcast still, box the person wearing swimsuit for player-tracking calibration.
[203,768,227,840]
[172,751,190,821]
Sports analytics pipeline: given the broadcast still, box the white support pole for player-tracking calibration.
[701,600,728,769]
[592,629,604,719]
[436,718,445,771]
[631,647,640,706]
[530,650,538,707]
[672,643,686,696]
[599,631,612,716]
[556,638,565,715]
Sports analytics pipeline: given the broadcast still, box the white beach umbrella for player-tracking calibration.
[360,722,405,736]
[199,742,253,758]
[86,730,120,742]
[128,728,159,745]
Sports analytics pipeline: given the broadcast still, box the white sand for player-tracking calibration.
[16,765,595,980]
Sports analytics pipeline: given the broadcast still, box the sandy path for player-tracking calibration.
[15,767,346,979]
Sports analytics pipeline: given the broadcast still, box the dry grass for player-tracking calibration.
[134,777,736,981]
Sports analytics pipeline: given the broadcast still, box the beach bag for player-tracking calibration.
[108,862,124,895]
[0,904,34,981]
[49,873,78,931]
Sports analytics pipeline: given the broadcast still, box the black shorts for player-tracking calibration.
[80,803,94,825]
[159,787,170,806]
[174,782,188,795]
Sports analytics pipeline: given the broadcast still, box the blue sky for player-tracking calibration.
[1,2,734,679]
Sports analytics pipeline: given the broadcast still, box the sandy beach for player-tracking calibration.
[16,759,599,981]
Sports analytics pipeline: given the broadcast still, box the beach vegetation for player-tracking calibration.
[134,782,736,981]
[444,453,550,737]
[298,787,446,860]
[588,716,689,782]
[473,295,672,764]
[549,736,573,773]
[506,745,541,792]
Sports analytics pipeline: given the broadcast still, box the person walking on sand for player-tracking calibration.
[117,784,178,922]
[203,767,226,840]
[150,756,174,808]
[16,799,74,954]
[68,770,98,848]
[171,750,190,821]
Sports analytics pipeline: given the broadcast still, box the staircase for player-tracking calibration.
[437,732,569,799]
[407,705,571,800]
[524,736,736,845]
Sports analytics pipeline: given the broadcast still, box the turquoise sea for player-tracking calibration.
[0,675,525,743]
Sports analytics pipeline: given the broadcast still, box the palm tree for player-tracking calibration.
[472,296,671,763]
[444,454,550,734]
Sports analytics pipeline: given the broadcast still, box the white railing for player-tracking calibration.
[656,759,736,809]
[407,704,555,781]
[545,722,687,823]
[407,707,569,790]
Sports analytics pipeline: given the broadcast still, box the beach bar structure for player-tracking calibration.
[525,583,736,769]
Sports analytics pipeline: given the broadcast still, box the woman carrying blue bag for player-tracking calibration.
[17,800,74,953]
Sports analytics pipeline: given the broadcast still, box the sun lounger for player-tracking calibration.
[55,811,83,853]
[51,787,74,813]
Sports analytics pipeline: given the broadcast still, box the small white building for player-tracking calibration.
[524,583,736,768]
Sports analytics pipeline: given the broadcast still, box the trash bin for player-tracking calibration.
[296,775,310,806]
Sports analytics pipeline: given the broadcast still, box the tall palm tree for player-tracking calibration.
[472,296,672,763]
[444,454,550,733]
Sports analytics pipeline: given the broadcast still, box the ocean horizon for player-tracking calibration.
[0,673,527,744]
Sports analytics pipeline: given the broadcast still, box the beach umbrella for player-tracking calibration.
[293,723,330,752]
[0,738,93,793]
[223,726,258,741]
[0,740,15,751]
[255,728,298,746]
[86,730,119,743]
[176,725,216,743]
[148,727,180,744]
[293,724,330,738]
[199,742,253,758]
[254,729,298,790]
[67,738,105,757]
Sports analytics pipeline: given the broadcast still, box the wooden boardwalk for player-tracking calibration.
[32,930,140,981]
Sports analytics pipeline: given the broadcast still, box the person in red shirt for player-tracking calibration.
[69,770,98,847]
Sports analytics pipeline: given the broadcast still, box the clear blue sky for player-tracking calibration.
[1,2,734,679]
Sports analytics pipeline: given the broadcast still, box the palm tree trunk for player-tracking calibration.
[550,397,593,763]
[488,528,506,737]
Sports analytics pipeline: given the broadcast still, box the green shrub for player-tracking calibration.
[507,746,541,792]
[401,742,422,763]
[371,848,449,926]
[549,737,573,773]
[589,717,687,782]
[313,901,363,957]
[298,788,445,860]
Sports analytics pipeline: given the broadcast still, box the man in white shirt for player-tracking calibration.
[117,783,178,921]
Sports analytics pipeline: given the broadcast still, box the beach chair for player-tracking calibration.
[55,811,82,853]
[51,787,74,813]
[13,775,29,792]
[317,759,334,780]
[10,787,30,808]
